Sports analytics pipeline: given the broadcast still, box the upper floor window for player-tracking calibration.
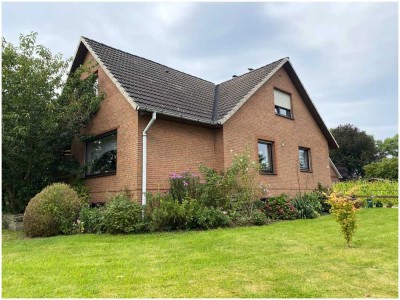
[274,89,292,118]
[299,147,311,172]
[86,130,117,176]
[258,140,274,174]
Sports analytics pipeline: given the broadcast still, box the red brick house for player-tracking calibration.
[70,37,341,204]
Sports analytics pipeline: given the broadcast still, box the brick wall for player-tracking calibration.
[71,52,139,203]
[72,50,334,203]
[135,115,220,199]
[222,67,332,197]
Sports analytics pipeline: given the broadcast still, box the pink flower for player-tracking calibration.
[183,181,188,186]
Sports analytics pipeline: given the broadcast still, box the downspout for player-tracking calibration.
[142,112,157,207]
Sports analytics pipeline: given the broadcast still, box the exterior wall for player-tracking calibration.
[71,52,139,203]
[222,67,332,197]
[136,115,221,198]
[72,51,333,202]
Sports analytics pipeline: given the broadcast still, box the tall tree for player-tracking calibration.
[329,124,377,179]
[2,32,103,213]
[376,134,398,159]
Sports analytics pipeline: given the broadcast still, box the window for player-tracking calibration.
[274,89,292,118]
[258,141,274,173]
[86,131,117,176]
[299,147,311,171]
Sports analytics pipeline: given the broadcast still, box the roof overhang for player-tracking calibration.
[329,158,343,179]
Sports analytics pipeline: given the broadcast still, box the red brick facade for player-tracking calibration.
[72,51,337,203]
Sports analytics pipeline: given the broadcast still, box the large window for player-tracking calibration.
[274,89,292,118]
[86,131,117,176]
[299,147,311,172]
[258,141,274,174]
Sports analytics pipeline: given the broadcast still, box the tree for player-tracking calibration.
[329,124,377,179]
[2,32,103,213]
[376,134,398,159]
[363,157,398,180]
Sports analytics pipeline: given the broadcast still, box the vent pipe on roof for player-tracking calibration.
[232,75,238,78]
[248,68,254,71]
[142,111,157,208]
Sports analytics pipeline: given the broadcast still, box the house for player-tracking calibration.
[70,37,341,204]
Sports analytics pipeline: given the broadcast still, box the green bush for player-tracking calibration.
[23,183,83,237]
[169,171,202,203]
[103,192,143,234]
[79,205,106,234]
[291,193,321,219]
[264,194,297,220]
[150,196,186,231]
[364,157,398,180]
[198,166,228,208]
[250,210,268,226]
[313,183,331,213]
[183,200,230,230]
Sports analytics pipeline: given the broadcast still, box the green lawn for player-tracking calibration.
[2,209,398,298]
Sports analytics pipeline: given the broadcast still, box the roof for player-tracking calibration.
[70,37,338,148]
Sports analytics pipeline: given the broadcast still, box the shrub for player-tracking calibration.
[328,193,358,247]
[103,192,143,234]
[291,193,321,219]
[313,183,331,213]
[198,166,228,208]
[264,194,297,220]
[183,200,230,230]
[23,183,83,237]
[150,196,186,231]
[250,210,268,226]
[79,205,106,234]
[169,171,202,203]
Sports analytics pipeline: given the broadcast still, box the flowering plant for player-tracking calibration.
[169,171,201,203]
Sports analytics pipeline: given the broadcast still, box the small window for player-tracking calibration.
[258,141,274,173]
[299,147,311,171]
[274,89,292,118]
[86,131,117,176]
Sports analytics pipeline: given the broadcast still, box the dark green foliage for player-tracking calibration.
[364,157,398,180]
[150,196,186,231]
[250,210,268,226]
[2,32,103,213]
[23,183,83,237]
[329,124,377,179]
[198,166,228,208]
[376,134,398,159]
[183,200,230,230]
[291,193,321,219]
[313,183,332,213]
[264,194,297,220]
[79,205,106,234]
[103,192,143,234]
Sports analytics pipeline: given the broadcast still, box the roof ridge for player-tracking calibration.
[217,57,289,85]
[81,36,216,85]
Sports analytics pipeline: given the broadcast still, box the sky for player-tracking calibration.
[2,1,398,140]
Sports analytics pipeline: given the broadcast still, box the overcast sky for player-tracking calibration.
[3,2,398,140]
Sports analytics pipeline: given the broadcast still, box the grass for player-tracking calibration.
[2,209,398,298]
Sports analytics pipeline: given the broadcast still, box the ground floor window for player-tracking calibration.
[258,140,274,174]
[299,147,311,171]
[85,130,117,176]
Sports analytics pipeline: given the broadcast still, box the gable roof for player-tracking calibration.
[70,37,338,148]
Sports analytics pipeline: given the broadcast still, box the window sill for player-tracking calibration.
[300,170,313,173]
[260,172,277,176]
[85,171,116,179]
[275,113,294,120]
